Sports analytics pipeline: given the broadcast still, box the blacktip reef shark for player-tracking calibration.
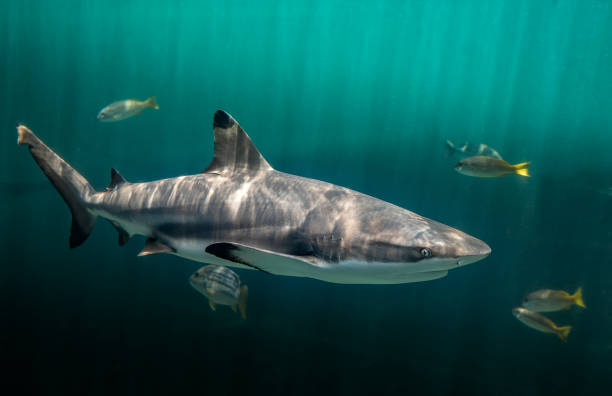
[17,110,490,284]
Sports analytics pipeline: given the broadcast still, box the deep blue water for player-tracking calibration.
[2,1,612,395]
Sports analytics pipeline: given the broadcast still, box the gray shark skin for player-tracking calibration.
[17,111,490,284]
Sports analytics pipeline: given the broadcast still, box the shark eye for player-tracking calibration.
[420,248,432,258]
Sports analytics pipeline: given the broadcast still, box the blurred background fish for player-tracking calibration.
[522,287,586,312]
[445,140,503,159]
[189,265,248,320]
[512,307,572,342]
[454,156,530,178]
[597,187,612,197]
[97,96,159,122]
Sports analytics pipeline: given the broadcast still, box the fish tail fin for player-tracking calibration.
[572,287,586,308]
[513,162,531,177]
[238,285,248,320]
[145,96,159,110]
[17,125,97,248]
[557,325,572,342]
[445,140,457,157]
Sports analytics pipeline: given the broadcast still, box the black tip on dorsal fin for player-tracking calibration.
[213,109,234,129]
[203,110,273,175]
[108,168,127,190]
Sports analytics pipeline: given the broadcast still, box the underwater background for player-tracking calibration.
[1,0,612,394]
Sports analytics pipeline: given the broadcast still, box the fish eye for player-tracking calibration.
[193,273,199,277]
[420,248,432,258]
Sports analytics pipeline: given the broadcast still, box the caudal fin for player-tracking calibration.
[17,125,97,248]
[557,325,572,342]
[513,162,531,177]
[145,96,159,110]
[573,287,586,308]
[238,285,248,320]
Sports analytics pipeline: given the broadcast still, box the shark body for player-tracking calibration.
[17,110,490,284]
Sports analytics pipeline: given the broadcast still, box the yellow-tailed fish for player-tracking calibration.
[522,287,586,312]
[97,96,159,122]
[512,307,571,342]
[454,156,530,178]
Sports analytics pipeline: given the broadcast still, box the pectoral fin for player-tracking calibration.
[204,242,318,277]
[138,238,175,256]
[209,300,216,311]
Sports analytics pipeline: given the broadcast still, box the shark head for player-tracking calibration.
[318,202,491,283]
[363,221,490,273]
[398,219,491,271]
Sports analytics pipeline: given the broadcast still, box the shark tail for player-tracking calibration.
[238,285,248,320]
[145,96,159,110]
[513,162,531,177]
[556,325,572,343]
[572,287,586,308]
[17,125,97,248]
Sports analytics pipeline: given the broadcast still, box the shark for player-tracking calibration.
[17,110,491,284]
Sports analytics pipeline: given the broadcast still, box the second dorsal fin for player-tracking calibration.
[107,168,127,190]
[203,110,273,174]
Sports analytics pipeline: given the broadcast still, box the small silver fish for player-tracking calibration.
[512,307,571,342]
[189,265,248,320]
[445,140,503,159]
[97,96,159,122]
[522,287,586,312]
[454,156,530,178]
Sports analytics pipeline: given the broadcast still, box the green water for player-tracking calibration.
[2,1,612,394]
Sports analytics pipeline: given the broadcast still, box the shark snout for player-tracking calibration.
[456,236,491,265]
[413,221,491,270]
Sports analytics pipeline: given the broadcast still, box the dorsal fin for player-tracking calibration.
[203,110,272,174]
[107,168,127,190]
